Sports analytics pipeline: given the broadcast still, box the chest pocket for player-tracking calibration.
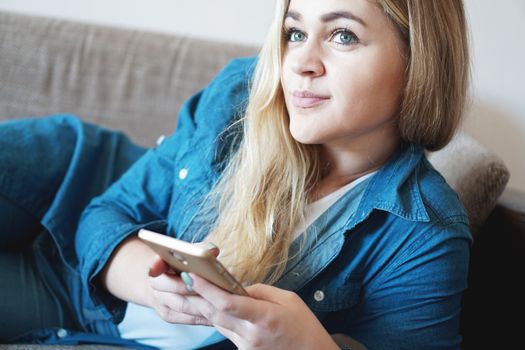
[305,274,363,313]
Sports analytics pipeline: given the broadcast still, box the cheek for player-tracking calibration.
[331,72,377,119]
[335,59,405,120]
[372,48,407,107]
[280,69,287,91]
[280,56,293,91]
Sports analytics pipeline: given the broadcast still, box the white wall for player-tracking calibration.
[1,0,524,191]
[0,0,274,45]
[462,0,525,192]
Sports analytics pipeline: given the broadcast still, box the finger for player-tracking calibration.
[155,303,212,326]
[153,291,203,316]
[149,273,194,295]
[148,254,172,277]
[189,273,265,321]
[185,290,251,334]
[194,241,220,257]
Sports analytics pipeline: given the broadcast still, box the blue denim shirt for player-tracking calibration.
[3,57,472,349]
[77,57,472,349]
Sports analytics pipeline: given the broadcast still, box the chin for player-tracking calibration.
[289,128,322,145]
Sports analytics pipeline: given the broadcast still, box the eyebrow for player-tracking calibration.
[285,10,367,27]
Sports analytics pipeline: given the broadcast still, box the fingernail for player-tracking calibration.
[180,272,194,292]
[207,242,217,250]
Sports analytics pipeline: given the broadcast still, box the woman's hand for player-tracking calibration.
[186,273,340,350]
[147,243,220,326]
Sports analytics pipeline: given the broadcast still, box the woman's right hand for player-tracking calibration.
[147,244,220,326]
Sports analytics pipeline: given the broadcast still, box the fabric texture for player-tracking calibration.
[0,194,41,250]
[291,170,377,239]
[0,11,258,147]
[0,235,76,341]
[0,116,160,350]
[428,133,510,233]
[118,302,226,350]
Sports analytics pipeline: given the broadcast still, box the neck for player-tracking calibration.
[312,125,400,200]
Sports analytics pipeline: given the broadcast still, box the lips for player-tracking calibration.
[291,90,330,108]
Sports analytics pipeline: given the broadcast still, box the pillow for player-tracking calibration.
[427,132,510,235]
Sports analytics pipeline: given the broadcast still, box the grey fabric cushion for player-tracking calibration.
[428,132,510,234]
[0,11,258,147]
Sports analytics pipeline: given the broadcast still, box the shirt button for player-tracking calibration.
[178,168,189,180]
[313,290,325,302]
[57,328,68,338]
[156,135,166,146]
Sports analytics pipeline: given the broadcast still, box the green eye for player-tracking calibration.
[289,30,306,42]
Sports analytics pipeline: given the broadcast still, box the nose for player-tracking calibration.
[289,42,325,78]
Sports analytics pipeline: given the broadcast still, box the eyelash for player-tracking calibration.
[330,27,359,45]
[283,26,359,46]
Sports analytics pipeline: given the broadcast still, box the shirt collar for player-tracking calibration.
[344,143,430,230]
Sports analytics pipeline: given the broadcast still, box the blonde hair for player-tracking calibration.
[206,0,470,284]
[379,0,470,151]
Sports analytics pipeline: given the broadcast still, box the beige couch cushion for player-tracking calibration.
[0,11,258,147]
[428,132,509,234]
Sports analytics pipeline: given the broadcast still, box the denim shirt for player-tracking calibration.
[3,57,472,349]
[76,57,472,349]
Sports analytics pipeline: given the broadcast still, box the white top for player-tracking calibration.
[292,171,377,240]
[118,171,377,350]
[118,302,226,350]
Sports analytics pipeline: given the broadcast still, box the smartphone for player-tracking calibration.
[138,229,248,296]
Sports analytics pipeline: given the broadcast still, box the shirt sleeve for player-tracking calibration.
[347,223,471,350]
[75,57,256,321]
[74,91,199,321]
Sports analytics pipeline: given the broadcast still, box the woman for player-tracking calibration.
[0,0,470,349]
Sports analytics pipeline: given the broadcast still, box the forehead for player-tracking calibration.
[286,0,376,15]
[285,0,393,33]
[286,0,385,25]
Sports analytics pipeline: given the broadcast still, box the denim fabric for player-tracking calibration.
[291,144,472,350]
[76,57,471,349]
[0,233,75,341]
[0,194,41,250]
[0,56,472,349]
[0,114,149,346]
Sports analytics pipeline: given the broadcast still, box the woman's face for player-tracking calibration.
[281,0,406,147]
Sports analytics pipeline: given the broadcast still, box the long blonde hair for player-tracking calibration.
[206,0,470,284]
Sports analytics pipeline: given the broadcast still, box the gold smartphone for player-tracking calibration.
[138,229,248,296]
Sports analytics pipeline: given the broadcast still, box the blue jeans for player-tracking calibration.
[0,115,146,344]
[0,194,41,250]
[0,195,77,341]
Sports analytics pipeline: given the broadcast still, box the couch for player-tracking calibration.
[1,10,524,350]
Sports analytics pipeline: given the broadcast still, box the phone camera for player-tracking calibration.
[169,250,188,265]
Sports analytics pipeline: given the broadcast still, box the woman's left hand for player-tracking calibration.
[186,273,340,350]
